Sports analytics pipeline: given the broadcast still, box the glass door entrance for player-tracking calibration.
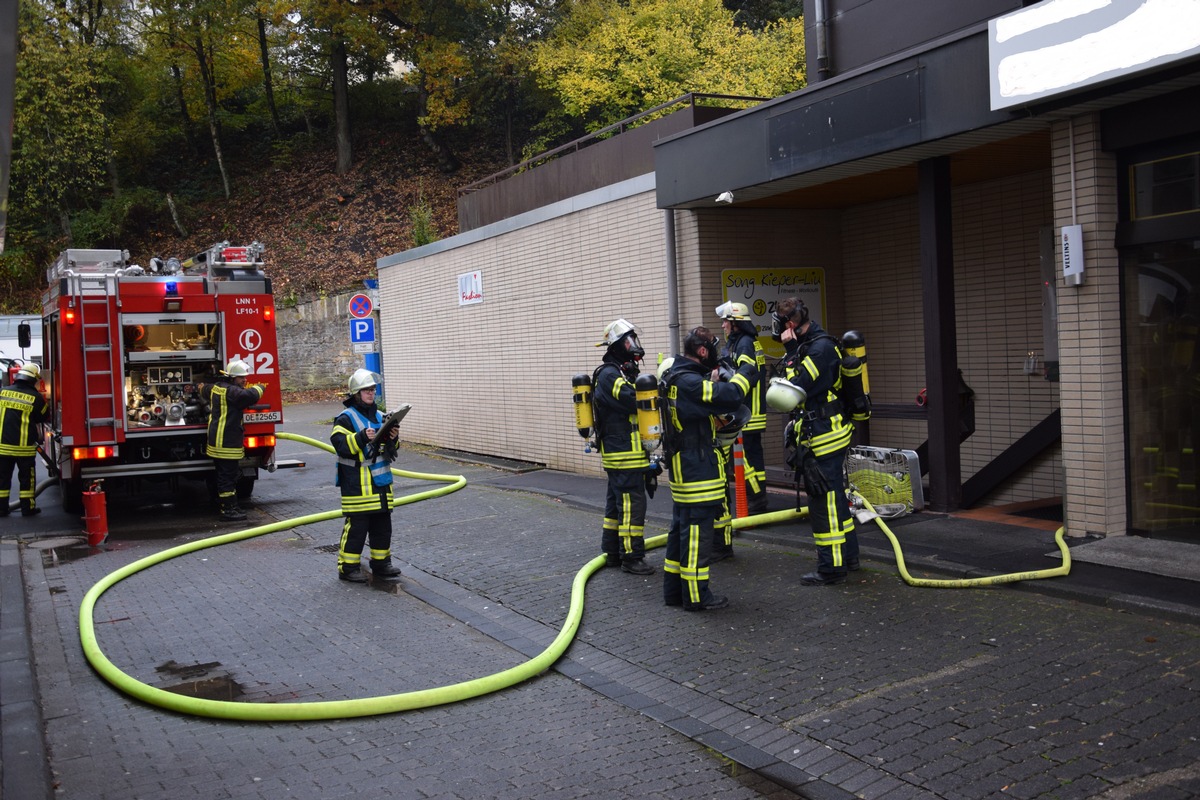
[1123,238,1200,538]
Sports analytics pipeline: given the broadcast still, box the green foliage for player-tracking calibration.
[723,0,805,29]
[270,133,313,168]
[11,1,110,235]
[409,201,439,247]
[4,0,807,276]
[0,245,47,314]
[348,78,418,128]
[70,188,173,248]
[520,111,588,166]
[531,0,805,130]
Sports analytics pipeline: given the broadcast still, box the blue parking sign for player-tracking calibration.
[349,317,375,343]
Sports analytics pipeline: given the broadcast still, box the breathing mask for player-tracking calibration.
[609,332,645,376]
[699,335,720,370]
[771,312,787,338]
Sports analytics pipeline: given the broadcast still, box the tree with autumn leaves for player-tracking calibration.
[532,0,804,144]
[3,0,805,308]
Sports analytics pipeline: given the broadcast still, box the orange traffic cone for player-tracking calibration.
[733,435,749,519]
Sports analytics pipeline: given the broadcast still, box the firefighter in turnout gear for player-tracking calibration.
[200,359,264,522]
[331,369,402,583]
[713,301,768,560]
[593,319,655,575]
[659,327,755,611]
[1,363,50,516]
[773,297,859,586]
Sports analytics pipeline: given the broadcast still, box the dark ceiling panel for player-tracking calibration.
[768,70,923,178]
[736,130,1051,209]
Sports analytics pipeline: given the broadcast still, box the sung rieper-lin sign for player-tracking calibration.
[720,268,826,359]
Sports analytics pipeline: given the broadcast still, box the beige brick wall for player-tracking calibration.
[377,160,1071,509]
[953,170,1062,503]
[377,184,669,476]
[841,195,922,431]
[1050,115,1125,536]
[841,169,1063,505]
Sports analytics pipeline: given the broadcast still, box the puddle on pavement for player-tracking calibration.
[373,578,405,595]
[156,660,245,701]
[33,536,150,566]
[33,538,97,567]
[95,525,203,541]
[163,675,245,701]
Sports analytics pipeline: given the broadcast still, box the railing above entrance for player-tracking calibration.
[458,93,767,199]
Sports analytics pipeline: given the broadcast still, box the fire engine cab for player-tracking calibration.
[41,242,289,513]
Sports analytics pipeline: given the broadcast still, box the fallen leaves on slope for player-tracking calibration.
[134,132,509,304]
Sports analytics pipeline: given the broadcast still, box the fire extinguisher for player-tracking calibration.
[82,480,108,547]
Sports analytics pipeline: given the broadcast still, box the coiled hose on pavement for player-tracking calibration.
[78,432,577,721]
[728,497,1071,587]
[77,433,1068,720]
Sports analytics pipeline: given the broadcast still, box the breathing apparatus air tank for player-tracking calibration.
[839,330,872,422]
[635,374,661,452]
[572,374,594,439]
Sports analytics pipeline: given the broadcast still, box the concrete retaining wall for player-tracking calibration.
[275,291,362,392]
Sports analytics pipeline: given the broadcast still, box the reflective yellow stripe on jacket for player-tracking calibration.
[206,385,243,459]
[599,373,649,471]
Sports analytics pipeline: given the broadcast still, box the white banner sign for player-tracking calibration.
[458,271,483,305]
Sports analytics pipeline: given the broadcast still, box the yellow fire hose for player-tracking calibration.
[851,494,1071,587]
[77,434,1068,720]
[727,496,1071,587]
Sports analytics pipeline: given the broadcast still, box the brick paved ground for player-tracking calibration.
[14,407,1200,799]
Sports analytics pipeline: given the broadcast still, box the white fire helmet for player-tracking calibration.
[765,377,806,413]
[656,356,675,381]
[715,405,752,447]
[596,319,637,348]
[714,301,751,321]
[348,368,379,394]
[222,359,252,378]
[16,362,40,381]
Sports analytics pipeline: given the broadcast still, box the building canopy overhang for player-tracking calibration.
[653,22,1200,212]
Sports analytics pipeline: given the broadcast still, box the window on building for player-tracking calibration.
[1130,152,1200,220]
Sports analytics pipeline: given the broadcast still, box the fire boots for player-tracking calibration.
[371,558,402,578]
[4,499,40,516]
[621,558,655,575]
[338,559,401,583]
[339,567,368,583]
[799,571,846,586]
[219,497,247,522]
[747,489,769,516]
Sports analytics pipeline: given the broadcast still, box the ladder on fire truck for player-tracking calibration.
[70,272,121,446]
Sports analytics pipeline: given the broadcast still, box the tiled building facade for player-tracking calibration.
[380,0,1200,541]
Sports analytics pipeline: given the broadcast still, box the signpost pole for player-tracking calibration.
[362,279,381,380]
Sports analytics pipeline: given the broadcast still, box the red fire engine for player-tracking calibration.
[40,242,292,512]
